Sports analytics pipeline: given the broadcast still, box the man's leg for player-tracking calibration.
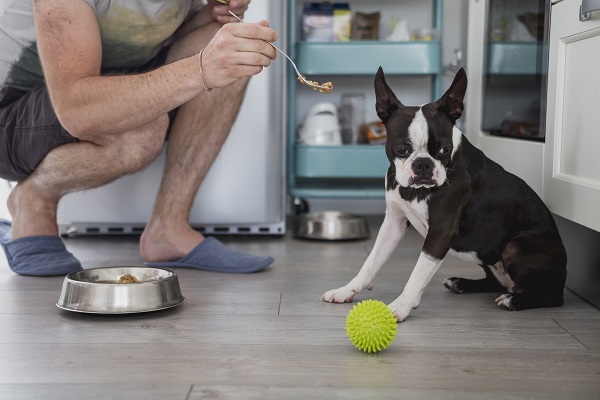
[139,22,273,272]
[2,105,167,276]
[8,116,168,239]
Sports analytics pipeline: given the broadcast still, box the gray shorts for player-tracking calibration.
[0,86,77,182]
[0,47,171,182]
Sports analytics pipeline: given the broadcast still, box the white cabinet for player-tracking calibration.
[543,0,600,233]
[543,0,600,309]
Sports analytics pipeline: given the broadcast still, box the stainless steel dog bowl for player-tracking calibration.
[56,267,184,314]
[293,211,370,240]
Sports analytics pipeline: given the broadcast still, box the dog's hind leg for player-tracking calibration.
[496,292,564,310]
[495,230,567,311]
[443,266,505,293]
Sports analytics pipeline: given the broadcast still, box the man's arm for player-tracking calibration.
[33,0,276,140]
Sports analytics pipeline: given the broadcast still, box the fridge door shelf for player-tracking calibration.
[294,144,388,179]
[487,42,543,75]
[296,41,442,75]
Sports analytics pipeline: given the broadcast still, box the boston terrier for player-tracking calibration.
[321,67,567,322]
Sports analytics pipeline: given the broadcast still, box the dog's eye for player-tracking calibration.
[438,146,451,155]
[394,146,410,157]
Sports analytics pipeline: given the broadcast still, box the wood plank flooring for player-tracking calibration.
[1,217,599,399]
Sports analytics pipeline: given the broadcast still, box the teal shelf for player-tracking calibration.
[296,41,442,75]
[290,186,385,199]
[487,42,543,75]
[295,145,388,179]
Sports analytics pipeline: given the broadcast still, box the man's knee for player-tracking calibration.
[119,114,168,173]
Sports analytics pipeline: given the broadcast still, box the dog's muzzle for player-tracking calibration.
[411,157,435,185]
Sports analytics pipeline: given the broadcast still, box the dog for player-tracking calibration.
[321,67,567,322]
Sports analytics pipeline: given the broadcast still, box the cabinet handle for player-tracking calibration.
[580,0,600,21]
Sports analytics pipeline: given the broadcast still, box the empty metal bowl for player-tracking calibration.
[56,266,184,314]
[293,211,370,240]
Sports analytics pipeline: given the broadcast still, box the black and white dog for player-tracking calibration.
[321,67,567,322]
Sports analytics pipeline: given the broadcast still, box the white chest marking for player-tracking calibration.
[387,190,429,237]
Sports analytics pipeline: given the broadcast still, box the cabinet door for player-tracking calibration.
[544,0,600,232]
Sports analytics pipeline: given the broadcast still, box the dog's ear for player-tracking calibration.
[435,67,468,123]
[374,66,403,124]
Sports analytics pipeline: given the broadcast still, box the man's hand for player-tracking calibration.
[200,20,277,89]
[208,0,250,24]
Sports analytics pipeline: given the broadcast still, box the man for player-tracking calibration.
[0,0,277,276]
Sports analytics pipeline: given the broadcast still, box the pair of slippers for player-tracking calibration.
[0,219,273,276]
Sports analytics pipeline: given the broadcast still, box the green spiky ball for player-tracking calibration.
[345,299,397,353]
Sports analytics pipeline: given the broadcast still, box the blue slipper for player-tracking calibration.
[144,237,273,273]
[0,219,82,277]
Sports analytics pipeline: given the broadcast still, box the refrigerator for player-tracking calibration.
[57,1,287,236]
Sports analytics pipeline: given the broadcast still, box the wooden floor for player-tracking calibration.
[0,217,599,400]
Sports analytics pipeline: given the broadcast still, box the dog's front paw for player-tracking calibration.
[388,299,413,322]
[321,286,357,303]
[495,293,516,310]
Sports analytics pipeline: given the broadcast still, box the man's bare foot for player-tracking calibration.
[139,219,204,263]
[7,181,59,240]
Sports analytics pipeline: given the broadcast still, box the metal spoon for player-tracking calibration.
[227,10,333,93]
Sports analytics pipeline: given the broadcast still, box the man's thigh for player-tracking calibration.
[0,86,77,182]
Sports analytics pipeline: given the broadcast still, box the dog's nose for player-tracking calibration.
[412,157,434,180]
